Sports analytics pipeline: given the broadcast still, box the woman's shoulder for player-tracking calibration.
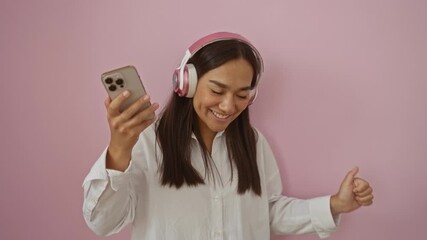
[252,127,267,144]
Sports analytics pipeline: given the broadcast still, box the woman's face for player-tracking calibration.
[193,58,253,140]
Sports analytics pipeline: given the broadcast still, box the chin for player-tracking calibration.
[207,122,230,133]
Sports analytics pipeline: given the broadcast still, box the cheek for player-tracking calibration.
[236,100,250,111]
[194,91,217,108]
[236,106,248,116]
[193,94,212,115]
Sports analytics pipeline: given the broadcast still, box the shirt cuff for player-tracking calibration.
[82,147,110,187]
[106,160,133,191]
[309,195,340,239]
[83,147,133,191]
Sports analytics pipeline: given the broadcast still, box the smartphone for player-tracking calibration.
[101,65,152,113]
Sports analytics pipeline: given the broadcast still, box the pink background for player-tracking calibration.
[1,0,426,239]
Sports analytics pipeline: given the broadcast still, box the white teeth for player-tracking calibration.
[211,110,230,119]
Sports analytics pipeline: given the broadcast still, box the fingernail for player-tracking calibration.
[123,90,130,97]
[143,95,150,101]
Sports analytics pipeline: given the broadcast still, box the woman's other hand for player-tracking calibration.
[330,167,374,216]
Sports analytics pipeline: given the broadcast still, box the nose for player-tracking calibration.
[219,94,236,114]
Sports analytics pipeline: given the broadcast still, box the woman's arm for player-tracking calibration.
[82,149,137,236]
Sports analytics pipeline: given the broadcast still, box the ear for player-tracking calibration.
[248,88,258,105]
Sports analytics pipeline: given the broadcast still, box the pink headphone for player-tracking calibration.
[172,32,264,104]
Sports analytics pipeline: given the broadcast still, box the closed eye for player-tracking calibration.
[211,89,223,95]
[237,90,250,99]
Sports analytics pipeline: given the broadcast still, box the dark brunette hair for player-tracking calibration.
[156,39,262,195]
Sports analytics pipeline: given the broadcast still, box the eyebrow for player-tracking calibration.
[208,80,252,91]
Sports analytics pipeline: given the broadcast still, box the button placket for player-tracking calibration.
[211,191,224,239]
[210,133,225,239]
[213,230,223,239]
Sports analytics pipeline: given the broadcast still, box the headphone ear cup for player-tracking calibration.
[172,68,182,96]
[172,64,198,97]
[248,88,258,105]
[185,64,198,98]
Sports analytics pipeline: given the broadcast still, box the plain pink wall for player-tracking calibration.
[1,0,426,239]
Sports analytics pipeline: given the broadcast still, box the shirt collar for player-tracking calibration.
[191,130,225,140]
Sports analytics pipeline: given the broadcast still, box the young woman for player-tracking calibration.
[83,32,374,239]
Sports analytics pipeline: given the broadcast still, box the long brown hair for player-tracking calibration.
[156,39,262,195]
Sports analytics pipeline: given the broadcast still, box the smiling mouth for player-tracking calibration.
[210,110,231,119]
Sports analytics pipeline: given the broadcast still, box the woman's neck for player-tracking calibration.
[196,120,216,154]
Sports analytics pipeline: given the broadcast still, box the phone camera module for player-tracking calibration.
[108,85,117,91]
[116,79,125,88]
[105,77,113,84]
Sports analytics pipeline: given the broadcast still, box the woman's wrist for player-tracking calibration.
[106,145,132,172]
[330,194,342,216]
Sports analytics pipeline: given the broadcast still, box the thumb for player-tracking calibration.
[104,96,112,109]
[342,166,359,186]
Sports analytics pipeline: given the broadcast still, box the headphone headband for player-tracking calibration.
[189,32,259,56]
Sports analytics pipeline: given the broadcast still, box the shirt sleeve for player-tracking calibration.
[269,193,339,238]
[256,130,340,238]
[82,147,136,236]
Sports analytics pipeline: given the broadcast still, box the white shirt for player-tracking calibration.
[82,123,338,240]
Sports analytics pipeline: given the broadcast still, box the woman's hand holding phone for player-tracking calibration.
[104,90,159,172]
[100,65,159,171]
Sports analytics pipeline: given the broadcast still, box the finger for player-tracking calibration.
[108,90,131,117]
[122,102,159,129]
[355,186,373,197]
[355,194,374,206]
[121,112,158,138]
[342,166,359,186]
[133,114,158,133]
[121,95,151,120]
[353,178,370,193]
[104,96,112,109]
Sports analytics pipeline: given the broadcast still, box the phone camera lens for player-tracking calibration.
[116,79,124,85]
[109,85,117,91]
[105,77,113,84]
